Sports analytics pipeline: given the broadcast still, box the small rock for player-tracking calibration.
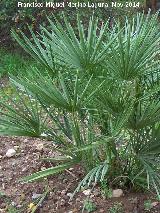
[41,167,46,171]
[20,193,26,201]
[93,189,100,197]
[63,195,68,200]
[32,193,42,199]
[0,155,3,159]
[62,179,68,183]
[36,143,44,151]
[0,174,4,178]
[14,146,19,150]
[57,190,61,195]
[69,209,77,213]
[67,193,73,198]
[82,189,91,196]
[130,197,138,204]
[0,203,6,208]
[61,190,66,196]
[12,162,17,166]
[22,167,28,172]
[151,202,159,207]
[99,209,105,213]
[2,183,5,189]
[24,139,28,143]
[60,199,66,206]
[6,149,16,158]
[11,201,16,206]
[112,189,123,198]
[0,166,2,170]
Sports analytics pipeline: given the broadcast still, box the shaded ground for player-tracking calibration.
[0,136,160,213]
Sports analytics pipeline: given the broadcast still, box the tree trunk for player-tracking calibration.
[152,0,157,11]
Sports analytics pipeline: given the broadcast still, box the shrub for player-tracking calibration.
[0,48,45,77]
[0,0,141,48]
[0,11,160,197]
[0,49,30,77]
[0,0,64,48]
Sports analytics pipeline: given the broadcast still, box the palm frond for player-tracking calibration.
[0,88,47,137]
[72,160,109,198]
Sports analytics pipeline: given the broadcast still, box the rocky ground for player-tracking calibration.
[0,136,160,213]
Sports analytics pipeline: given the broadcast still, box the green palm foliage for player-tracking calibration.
[12,13,119,74]
[0,87,47,136]
[1,11,160,196]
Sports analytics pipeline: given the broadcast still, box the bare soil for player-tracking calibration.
[0,136,160,213]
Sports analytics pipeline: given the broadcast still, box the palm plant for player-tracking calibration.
[1,11,160,196]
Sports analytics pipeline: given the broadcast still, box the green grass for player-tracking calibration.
[109,202,124,213]
[0,48,37,77]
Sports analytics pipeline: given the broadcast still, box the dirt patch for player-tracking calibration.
[0,136,160,213]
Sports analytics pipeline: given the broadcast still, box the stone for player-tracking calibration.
[0,203,6,208]
[6,149,16,158]
[93,189,100,197]
[13,146,19,150]
[22,167,27,172]
[36,143,44,151]
[0,174,4,178]
[32,193,42,199]
[61,190,66,196]
[2,183,5,189]
[11,162,17,166]
[60,199,66,206]
[129,197,138,203]
[67,193,73,198]
[62,179,67,183]
[112,189,123,198]
[151,202,159,207]
[40,167,46,171]
[69,209,77,213]
[82,189,91,196]
[11,201,16,206]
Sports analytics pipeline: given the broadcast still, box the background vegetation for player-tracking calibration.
[0,0,142,48]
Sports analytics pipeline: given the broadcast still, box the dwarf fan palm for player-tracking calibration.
[0,11,160,196]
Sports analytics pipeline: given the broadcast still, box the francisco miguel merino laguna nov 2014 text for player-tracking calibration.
[17,1,110,8]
